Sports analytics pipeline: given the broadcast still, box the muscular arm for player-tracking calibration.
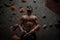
[24,17,40,37]
[17,17,27,33]
[29,18,40,33]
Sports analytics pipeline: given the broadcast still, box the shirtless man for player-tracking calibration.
[18,6,40,40]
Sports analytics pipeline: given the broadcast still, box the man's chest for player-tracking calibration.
[23,16,36,22]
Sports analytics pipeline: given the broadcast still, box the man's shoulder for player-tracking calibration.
[21,15,37,18]
[31,15,37,18]
[21,15,27,18]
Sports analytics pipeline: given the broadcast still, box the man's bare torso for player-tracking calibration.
[21,15,37,31]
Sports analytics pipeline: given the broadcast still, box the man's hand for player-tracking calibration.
[23,32,30,37]
[22,30,27,34]
[23,31,31,37]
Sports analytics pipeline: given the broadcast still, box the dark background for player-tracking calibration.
[0,0,60,40]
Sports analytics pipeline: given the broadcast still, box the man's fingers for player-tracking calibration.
[23,32,30,37]
[22,30,27,33]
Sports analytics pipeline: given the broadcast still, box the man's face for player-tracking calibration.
[27,7,32,15]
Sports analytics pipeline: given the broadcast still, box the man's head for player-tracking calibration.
[27,6,33,15]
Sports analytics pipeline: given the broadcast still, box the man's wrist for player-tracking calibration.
[29,29,34,33]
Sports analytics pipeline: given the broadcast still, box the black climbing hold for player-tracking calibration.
[49,24,53,28]
[19,7,22,9]
[42,16,46,19]
[33,0,36,3]
[12,13,16,15]
[0,12,1,15]
[0,5,3,8]
[26,5,32,8]
[4,4,10,7]
[57,19,60,23]
[55,23,60,28]
[9,0,13,1]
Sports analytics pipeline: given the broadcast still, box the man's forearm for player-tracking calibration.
[18,24,27,33]
[18,25,24,32]
[29,25,40,33]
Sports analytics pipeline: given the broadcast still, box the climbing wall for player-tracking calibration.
[46,0,60,15]
[0,0,60,40]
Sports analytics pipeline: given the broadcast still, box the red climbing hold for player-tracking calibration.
[19,7,25,13]
[21,0,27,3]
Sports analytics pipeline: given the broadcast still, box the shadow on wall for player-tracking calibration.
[46,0,60,16]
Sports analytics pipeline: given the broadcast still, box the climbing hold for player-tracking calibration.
[49,24,53,28]
[55,23,60,28]
[42,24,47,29]
[9,0,13,1]
[4,4,10,7]
[12,13,16,15]
[0,12,1,15]
[0,13,1,15]
[33,0,36,3]
[0,21,3,25]
[42,16,46,19]
[10,24,18,31]
[19,7,25,13]
[10,6,16,11]
[0,5,3,8]
[21,0,27,3]
[57,19,60,23]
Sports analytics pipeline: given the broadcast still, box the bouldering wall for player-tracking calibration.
[0,0,60,40]
[46,0,60,15]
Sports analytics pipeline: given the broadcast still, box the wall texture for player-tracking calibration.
[46,0,60,15]
[0,0,60,40]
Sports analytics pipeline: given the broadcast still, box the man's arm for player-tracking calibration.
[17,17,27,33]
[29,25,40,33]
[18,25,27,33]
[29,18,40,33]
[24,17,40,37]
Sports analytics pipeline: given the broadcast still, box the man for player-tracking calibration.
[18,6,40,40]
